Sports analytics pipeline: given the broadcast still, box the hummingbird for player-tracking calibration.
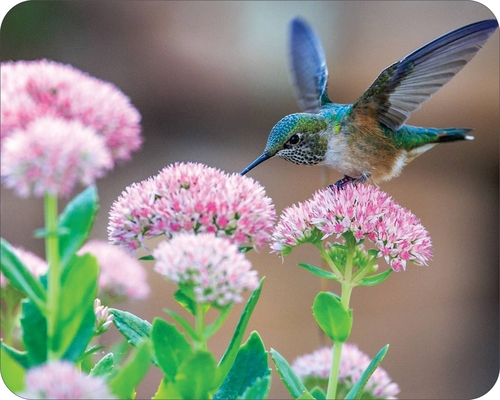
[241,18,498,187]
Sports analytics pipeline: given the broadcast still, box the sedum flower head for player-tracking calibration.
[292,345,400,399]
[272,185,432,271]
[79,240,150,301]
[153,233,258,306]
[1,59,142,160]
[1,59,142,197]
[108,162,276,254]
[0,246,47,288]
[20,361,115,399]
[1,116,113,197]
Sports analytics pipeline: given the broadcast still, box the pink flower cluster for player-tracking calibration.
[1,116,113,197]
[20,361,115,399]
[272,185,432,271]
[153,233,259,306]
[108,162,276,254]
[292,344,400,399]
[1,59,142,197]
[0,246,47,288]
[79,240,150,302]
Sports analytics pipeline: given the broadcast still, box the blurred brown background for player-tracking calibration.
[1,1,498,399]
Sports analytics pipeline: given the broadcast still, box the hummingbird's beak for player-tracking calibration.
[240,152,271,175]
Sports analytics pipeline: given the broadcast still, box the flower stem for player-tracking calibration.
[316,242,343,280]
[326,342,343,399]
[352,255,378,285]
[44,193,60,360]
[195,302,207,351]
[326,233,356,399]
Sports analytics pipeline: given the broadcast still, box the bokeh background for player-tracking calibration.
[1,1,498,398]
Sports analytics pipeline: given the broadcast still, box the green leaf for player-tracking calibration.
[214,331,270,399]
[89,353,114,378]
[152,378,182,400]
[310,386,326,399]
[270,348,311,399]
[79,346,106,363]
[298,263,339,280]
[215,278,264,387]
[1,347,26,393]
[58,185,99,269]
[110,308,152,346]
[0,238,46,311]
[164,308,199,341]
[53,254,98,360]
[20,299,47,366]
[109,340,151,399]
[238,246,254,254]
[151,318,192,382]
[358,269,393,286]
[298,392,316,399]
[174,289,196,315]
[0,343,30,370]
[108,338,132,367]
[240,375,271,399]
[174,289,210,315]
[367,249,379,257]
[204,304,233,340]
[312,292,352,343]
[138,254,155,261]
[176,350,217,399]
[345,345,389,399]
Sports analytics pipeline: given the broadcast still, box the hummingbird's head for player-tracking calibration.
[241,113,329,175]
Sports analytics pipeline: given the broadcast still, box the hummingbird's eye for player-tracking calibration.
[285,134,301,148]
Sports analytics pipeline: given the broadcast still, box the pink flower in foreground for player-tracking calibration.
[0,246,47,288]
[153,233,258,306]
[20,361,115,399]
[272,185,432,271]
[1,59,142,161]
[292,345,400,399]
[108,162,276,254]
[1,59,142,198]
[79,240,150,301]
[1,116,113,197]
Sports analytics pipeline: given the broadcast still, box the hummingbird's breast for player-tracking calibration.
[322,113,406,184]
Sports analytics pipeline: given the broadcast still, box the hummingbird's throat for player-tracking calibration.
[278,147,324,166]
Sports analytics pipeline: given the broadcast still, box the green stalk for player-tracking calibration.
[327,342,344,399]
[326,233,356,399]
[195,302,207,351]
[44,193,60,360]
[316,242,343,280]
[352,255,378,285]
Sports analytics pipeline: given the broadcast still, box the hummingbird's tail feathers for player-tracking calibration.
[392,126,473,150]
[435,128,474,142]
[403,127,473,164]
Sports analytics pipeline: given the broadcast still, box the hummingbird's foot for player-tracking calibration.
[353,172,371,184]
[331,173,371,190]
[331,175,355,190]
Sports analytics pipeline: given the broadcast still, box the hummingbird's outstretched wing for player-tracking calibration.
[289,17,331,113]
[350,19,498,131]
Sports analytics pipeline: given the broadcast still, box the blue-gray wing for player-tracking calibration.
[289,17,331,113]
[351,19,498,131]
